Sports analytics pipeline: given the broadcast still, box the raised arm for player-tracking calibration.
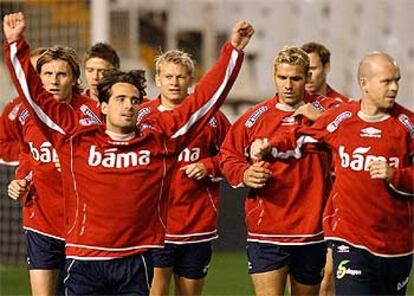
[153,21,254,145]
[3,12,89,144]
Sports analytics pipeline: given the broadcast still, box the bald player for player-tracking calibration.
[250,52,413,295]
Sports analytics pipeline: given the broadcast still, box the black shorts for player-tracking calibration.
[246,241,326,285]
[25,229,65,270]
[151,242,212,279]
[64,253,153,295]
[331,240,413,295]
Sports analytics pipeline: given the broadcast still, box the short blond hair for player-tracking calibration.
[274,46,310,75]
[155,50,195,77]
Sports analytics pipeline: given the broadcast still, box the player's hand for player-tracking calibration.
[3,12,26,43]
[250,138,272,160]
[230,21,255,51]
[7,179,28,200]
[292,103,323,121]
[368,160,394,182]
[180,162,207,180]
[243,161,272,189]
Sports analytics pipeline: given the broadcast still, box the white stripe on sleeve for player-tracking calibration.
[172,49,239,139]
[10,43,66,135]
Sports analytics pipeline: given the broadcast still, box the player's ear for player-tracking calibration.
[324,62,331,74]
[100,101,108,116]
[155,74,161,88]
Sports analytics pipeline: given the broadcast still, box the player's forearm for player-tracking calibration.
[267,127,322,160]
[0,141,20,163]
[200,155,222,179]
[220,153,250,187]
[389,166,414,198]
[162,42,244,140]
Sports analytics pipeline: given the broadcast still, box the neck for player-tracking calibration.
[160,97,183,109]
[360,98,387,116]
[90,91,99,102]
[56,96,72,104]
[318,83,328,96]
[308,83,328,96]
[276,100,305,111]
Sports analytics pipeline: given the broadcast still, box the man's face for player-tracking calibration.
[274,63,308,106]
[84,57,114,98]
[155,62,193,105]
[39,59,74,102]
[361,60,400,111]
[306,52,329,94]
[101,82,141,134]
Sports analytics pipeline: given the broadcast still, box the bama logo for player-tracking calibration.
[88,145,150,168]
[339,146,399,171]
[245,106,268,128]
[327,111,352,133]
[29,142,58,163]
[178,147,201,162]
[336,260,362,279]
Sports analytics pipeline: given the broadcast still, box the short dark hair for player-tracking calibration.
[36,45,82,93]
[97,69,146,104]
[84,43,120,69]
[301,42,331,66]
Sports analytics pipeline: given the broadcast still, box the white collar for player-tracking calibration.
[357,110,390,123]
[105,130,135,141]
[157,104,174,112]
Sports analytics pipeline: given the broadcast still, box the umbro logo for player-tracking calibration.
[360,127,382,138]
[337,245,350,253]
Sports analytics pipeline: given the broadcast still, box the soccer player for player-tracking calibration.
[301,41,350,296]
[6,44,99,295]
[250,52,413,295]
[220,46,336,296]
[3,12,253,295]
[301,42,349,102]
[146,50,231,296]
[83,42,120,101]
[0,47,47,165]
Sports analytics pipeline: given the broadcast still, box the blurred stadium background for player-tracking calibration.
[0,0,413,294]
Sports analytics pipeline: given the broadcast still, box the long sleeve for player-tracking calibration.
[389,165,414,198]
[143,43,244,154]
[0,98,23,165]
[220,113,253,188]
[199,112,232,179]
[4,38,92,147]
